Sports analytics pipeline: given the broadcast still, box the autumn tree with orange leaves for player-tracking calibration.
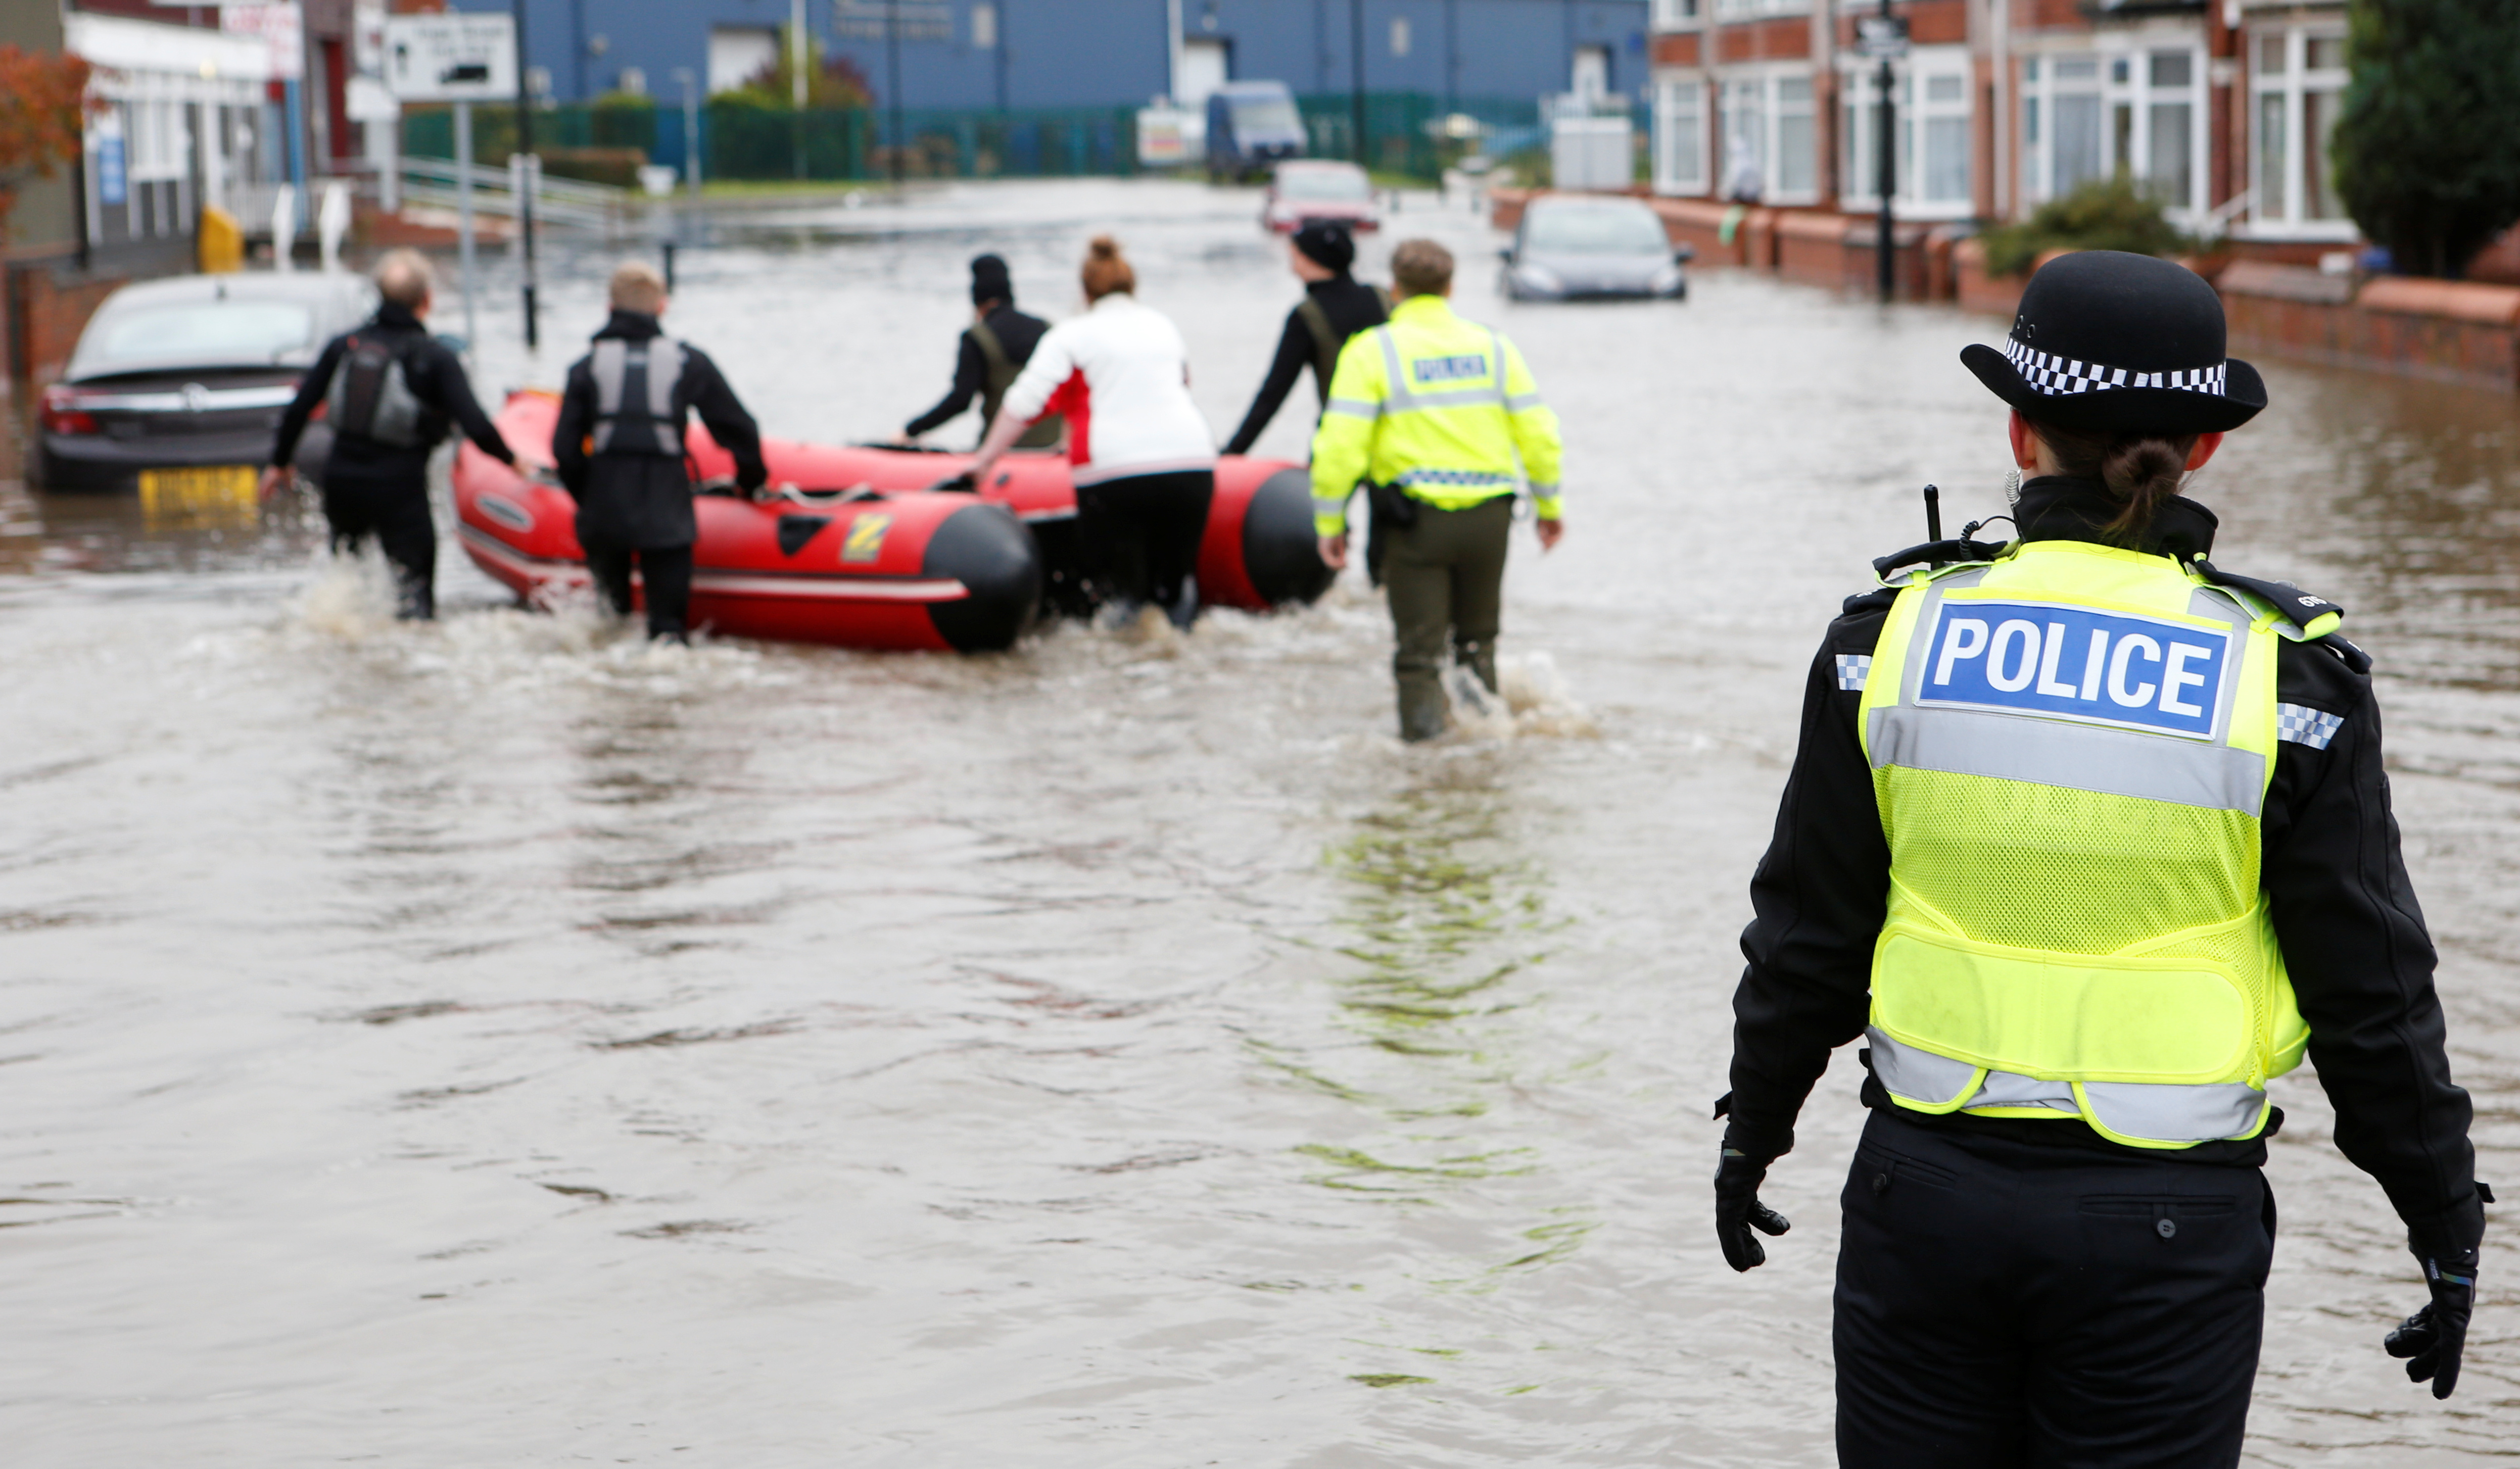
[0,45,97,241]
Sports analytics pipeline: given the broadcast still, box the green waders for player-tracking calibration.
[1384,494,1512,742]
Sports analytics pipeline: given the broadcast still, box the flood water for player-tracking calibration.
[3,180,2514,1465]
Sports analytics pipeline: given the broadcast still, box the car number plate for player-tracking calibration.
[138,465,258,521]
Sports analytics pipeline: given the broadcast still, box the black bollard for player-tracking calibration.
[663,240,677,293]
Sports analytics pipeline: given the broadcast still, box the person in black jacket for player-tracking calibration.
[895,254,1061,451]
[1221,221,1387,457]
[263,249,519,619]
[550,261,768,644]
[1716,252,2484,1465]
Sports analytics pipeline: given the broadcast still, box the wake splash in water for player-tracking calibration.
[274,549,798,697]
[1446,651,1601,742]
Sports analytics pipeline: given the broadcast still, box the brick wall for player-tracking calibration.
[1653,31,1702,66]
[2221,262,2520,391]
[1717,17,1812,62]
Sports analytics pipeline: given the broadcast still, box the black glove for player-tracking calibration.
[1715,1145,1791,1271]
[2386,1186,2490,1399]
[1711,1093,1791,1272]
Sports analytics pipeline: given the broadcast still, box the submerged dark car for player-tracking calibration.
[1499,197,1691,302]
[38,272,375,514]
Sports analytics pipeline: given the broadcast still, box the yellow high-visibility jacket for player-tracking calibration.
[1859,540,2321,1148]
[1307,294,1562,536]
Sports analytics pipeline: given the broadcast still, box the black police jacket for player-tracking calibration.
[904,303,1051,443]
[550,310,768,550]
[1222,275,1389,457]
[1726,477,2479,1235]
[269,301,514,493]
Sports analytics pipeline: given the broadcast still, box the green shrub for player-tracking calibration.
[588,93,656,152]
[1979,175,2191,277]
[2333,0,2520,278]
[540,146,646,189]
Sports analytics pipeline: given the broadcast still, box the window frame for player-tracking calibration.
[1717,66,1820,207]
[2012,41,2207,226]
[1654,76,1710,195]
[2244,24,2356,240]
[1837,46,1975,220]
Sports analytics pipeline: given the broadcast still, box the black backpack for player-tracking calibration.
[325,333,427,448]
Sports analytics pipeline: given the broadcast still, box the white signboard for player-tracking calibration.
[220,2,305,83]
[383,13,518,103]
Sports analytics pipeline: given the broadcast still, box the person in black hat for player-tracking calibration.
[1712,250,2485,1464]
[1221,221,1389,456]
[896,253,1062,451]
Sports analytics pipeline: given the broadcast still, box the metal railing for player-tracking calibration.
[396,155,633,233]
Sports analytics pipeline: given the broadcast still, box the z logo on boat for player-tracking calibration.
[841,512,894,564]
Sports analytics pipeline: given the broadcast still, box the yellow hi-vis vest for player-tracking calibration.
[1307,294,1563,536]
[1856,538,2328,1149]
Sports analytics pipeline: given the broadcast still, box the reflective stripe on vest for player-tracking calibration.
[1362,324,1521,499]
[1856,540,2313,1149]
[590,336,684,456]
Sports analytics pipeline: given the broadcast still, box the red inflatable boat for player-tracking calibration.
[452,392,1333,652]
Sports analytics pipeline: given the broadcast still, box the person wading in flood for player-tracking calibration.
[1221,221,1388,457]
[551,262,768,645]
[1715,250,2487,1466]
[968,235,1215,632]
[263,249,520,619]
[1309,238,1562,742]
[895,253,1063,452]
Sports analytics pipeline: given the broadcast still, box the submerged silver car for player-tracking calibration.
[1498,196,1690,302]
[37,272,374,506]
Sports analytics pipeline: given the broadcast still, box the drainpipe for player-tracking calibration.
[1167,0,1184,103]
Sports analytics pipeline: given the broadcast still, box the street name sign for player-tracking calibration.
[383,13,518,103]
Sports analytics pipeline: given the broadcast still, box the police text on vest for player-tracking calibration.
[1919,601,2230,739]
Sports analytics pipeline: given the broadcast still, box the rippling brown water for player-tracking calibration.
[2,180,2510,1464]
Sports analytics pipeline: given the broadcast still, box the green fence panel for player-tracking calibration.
[403,95,1554,185]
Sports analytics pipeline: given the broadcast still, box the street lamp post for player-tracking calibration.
[1859,1,1909,305]
[1349,0,1366,167]
[513,0,538,349]
[673,67,701,202]
[889,0,906,187]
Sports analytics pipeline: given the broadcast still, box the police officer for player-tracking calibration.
[1310,238,1562,742]
[1221,221,1388,457]
[1716,251,2486,1465]
[895,254,1061,451]
[551,262,767,644]
[263,249,520,619]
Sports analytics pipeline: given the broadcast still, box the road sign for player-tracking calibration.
[1857,15,1911,60]
[383,13,518,103]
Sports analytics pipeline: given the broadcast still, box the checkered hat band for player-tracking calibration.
[2005,339,2227,398]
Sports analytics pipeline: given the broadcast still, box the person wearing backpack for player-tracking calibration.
[895,254,1062,451]
[264,249,520,619]
[550,261,768,644]
[1222,221,1388,458]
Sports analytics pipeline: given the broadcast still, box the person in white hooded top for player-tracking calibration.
[968,235,1216,628]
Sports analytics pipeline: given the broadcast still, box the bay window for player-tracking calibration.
[2249,27,2351,236]
[1840,50,1974,218]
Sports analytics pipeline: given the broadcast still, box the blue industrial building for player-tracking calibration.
[453,0,1649,113]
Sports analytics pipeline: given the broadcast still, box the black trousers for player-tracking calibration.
[1836,1111,2274,1469]
[323,479,436,619]
[1075,469,1213,617]
[584,540,696,640]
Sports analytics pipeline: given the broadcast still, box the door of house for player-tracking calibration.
[1180,38,1229,108]
[1572,45,1610,105]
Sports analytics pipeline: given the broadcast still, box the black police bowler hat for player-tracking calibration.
[1960,250,2265,434]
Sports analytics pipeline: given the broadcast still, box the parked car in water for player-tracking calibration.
[1497,196,1691,302]
[37,272,375,511]
[1261,160,1380,234]
[1205,80,1308,181]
